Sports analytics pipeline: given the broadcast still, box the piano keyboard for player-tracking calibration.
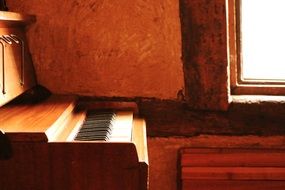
[73,111,133,142]
[75,111,116,141]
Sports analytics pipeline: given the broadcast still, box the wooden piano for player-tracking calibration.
[0,11,148,190]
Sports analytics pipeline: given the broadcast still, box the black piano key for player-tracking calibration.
[76,134,109,139]
[75,133,110,139]
[80,124,111,130]
[77,128,110,132]
[74,111,116,141]
[76,133,110,139]
[75,137,108,141]
[76,131,109,136]
[82,122,113,127]
[76,131,110,138]
[75,133,109,140]
[80,124,113,131]
[78,130,110,135]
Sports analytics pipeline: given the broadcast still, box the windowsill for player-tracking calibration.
[231,95,285,104]
[229,95,285,120]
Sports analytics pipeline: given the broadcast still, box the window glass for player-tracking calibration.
[241,0,285,81]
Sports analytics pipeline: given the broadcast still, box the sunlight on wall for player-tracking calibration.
[242,0,285,81]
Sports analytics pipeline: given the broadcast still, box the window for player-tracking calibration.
[230,0,285,95]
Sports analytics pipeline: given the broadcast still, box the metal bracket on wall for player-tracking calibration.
[0,34,25,94]
[0,39,5,94]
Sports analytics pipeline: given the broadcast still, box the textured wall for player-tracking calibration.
[7,0,184,99]
[180,0,229,110]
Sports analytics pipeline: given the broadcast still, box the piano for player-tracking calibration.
[0,11,148,190]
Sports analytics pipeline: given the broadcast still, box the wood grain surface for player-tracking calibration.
[179,148,285,190]
[0,95,77,141]
[0,95,148,190]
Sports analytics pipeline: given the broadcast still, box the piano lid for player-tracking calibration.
[0,11,37,107]
[0,95,77,142]
[0,11,35,26]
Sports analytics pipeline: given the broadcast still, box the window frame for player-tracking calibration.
[229,0,285,95]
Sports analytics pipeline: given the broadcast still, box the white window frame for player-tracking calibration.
[229,0,285,95]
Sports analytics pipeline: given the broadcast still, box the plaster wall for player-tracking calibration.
[7,0,184,99]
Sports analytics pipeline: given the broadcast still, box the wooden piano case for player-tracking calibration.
[0,95,148,190]
[0,11,148,190]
